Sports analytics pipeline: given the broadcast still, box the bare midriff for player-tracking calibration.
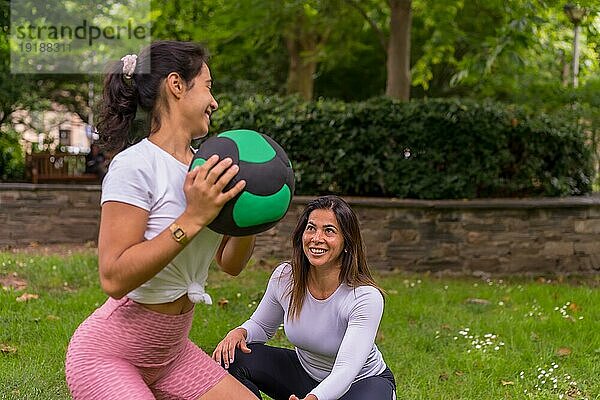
[138,295,195,315]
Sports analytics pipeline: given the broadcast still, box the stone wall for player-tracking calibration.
[2,183,599,275]
[0,184,101,246]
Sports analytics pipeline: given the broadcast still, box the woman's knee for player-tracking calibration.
[227,344,261,378]
[197,374,259,400]
[340,375,396,400]
[232,343,263,366]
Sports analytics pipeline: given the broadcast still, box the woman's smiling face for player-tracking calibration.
[302,209,345,270]
[180,64,218,139]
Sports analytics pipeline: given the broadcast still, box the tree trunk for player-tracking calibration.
[561,51,570,87]
[386,0,412,101]
[285,35,317,100]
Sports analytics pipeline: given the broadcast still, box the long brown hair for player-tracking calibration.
[287,195,382,320]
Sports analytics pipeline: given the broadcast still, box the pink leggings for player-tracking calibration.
[65,297,227,400]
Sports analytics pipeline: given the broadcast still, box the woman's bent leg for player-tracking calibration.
[152,339,228,400]
[66,356,154,400]
[197,374,260,400]
[339,367,396,400]
[65,299,156,400]
[226,343,318,400]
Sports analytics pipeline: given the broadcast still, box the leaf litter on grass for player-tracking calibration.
[0,343,18,354]
[0,272,28,291]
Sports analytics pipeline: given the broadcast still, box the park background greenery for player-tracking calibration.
[1,2,600,399]
[1,0,600,196]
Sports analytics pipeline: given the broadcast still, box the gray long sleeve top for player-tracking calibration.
[241,263,388,400]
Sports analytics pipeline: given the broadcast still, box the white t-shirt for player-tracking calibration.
[241,263,388,400]
[101,138,223,304]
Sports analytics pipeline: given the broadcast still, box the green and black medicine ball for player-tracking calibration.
[189,129,295,236]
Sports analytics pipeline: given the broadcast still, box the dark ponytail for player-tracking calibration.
[97,41,209,152]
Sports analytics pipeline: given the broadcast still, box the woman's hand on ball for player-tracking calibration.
[184,155,245,228]
[211,327,251,369]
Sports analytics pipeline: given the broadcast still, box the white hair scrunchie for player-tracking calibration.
[121,54,138,79]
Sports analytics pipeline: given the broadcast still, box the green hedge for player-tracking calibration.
[210,95,594,199]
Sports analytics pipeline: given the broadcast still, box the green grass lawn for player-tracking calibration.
[1,249,599,400]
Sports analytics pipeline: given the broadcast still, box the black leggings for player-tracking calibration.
[227,343,396,400]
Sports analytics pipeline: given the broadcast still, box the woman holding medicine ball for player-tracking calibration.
[65,40,258,400]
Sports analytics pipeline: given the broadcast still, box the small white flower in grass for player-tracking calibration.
[525,302,545,319]
[455,328,504,353]
[521,363,590,399]
[554,301,582,321]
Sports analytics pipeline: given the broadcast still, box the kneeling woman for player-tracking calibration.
[213,195,396,400]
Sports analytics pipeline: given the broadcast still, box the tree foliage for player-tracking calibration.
[1,0,599,186]
[409,0,600,98]
[0,0,39,126]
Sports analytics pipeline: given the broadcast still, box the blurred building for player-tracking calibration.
[12,105,92,155]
